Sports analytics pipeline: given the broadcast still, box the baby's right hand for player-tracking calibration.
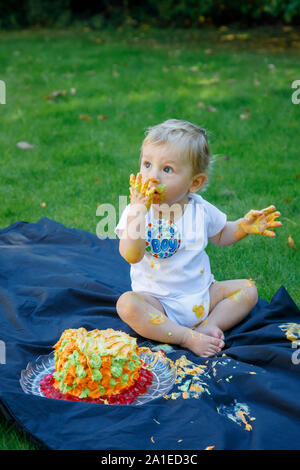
[129,172,165,211]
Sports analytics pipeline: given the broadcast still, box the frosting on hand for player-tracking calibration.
[129,172,165,210]
[238,205,282,237]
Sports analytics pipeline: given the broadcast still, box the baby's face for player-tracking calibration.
[140,141,194,206]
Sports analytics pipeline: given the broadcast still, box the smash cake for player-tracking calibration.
[40,328,153,404]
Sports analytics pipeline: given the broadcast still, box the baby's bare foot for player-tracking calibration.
[181,329,224,357]
[195,324,225,341]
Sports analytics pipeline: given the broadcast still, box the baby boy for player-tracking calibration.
[115,119,282,357]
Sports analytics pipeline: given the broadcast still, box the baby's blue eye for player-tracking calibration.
[164,167,172,173]
[145,162,151,168]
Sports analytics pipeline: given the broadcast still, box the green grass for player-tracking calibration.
[0,25,299,449]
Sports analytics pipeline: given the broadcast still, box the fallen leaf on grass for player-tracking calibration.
[45,90,67,101]
[17,141,34,150]
[286,235,296,251]
[240,108,251,119]
[97,114,107,120]
[206,105,217,112]
[79,114,93,121]
[221,34,235,41]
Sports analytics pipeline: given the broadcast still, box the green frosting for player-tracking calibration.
[90,352,102,369]
[110,378,117,387]
[111,357,126,378]
[127,360,136,370]
[131,352,138,361]
[60,381,68,394]
[79,387,90,398]
[76,364,86,378]
[69,350,80,364]
[92,369,102,382]
[121,373,129,385]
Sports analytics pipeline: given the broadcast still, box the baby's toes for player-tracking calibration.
[211,326,225,341]
[210,336,225,350]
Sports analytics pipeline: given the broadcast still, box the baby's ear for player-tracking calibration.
[189,173,207,193]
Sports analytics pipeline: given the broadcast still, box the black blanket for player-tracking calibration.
[0,217,299,450]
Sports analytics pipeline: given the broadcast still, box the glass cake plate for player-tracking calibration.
[20,350,176,405]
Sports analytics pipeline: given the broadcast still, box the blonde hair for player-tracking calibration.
[140,119,212,177]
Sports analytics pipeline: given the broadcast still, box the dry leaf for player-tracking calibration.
[79,114,92,121]
[286,235,296,251]
[222,34,235,41]
[206,105,217,112]
[17,141,34,150]
[97,114,107,120]
[40,202,47,207]
[240,109,251,119]
[45,90,67,100]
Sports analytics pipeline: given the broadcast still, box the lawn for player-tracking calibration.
[0,25,299,449]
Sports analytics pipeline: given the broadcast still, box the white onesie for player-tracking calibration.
[114,192,227,328]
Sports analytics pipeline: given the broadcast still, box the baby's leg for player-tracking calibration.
[195,279,258,336]
[116,291,224,357]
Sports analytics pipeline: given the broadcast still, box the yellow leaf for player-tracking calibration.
[79,114,92,121]
[286,235,296,251]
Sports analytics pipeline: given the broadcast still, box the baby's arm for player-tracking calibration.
[209,205,282,246]
[119,203,147,264]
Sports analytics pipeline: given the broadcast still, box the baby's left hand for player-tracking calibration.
[239,205,282,237]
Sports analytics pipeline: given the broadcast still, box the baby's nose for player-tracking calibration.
[149,169,160,181]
